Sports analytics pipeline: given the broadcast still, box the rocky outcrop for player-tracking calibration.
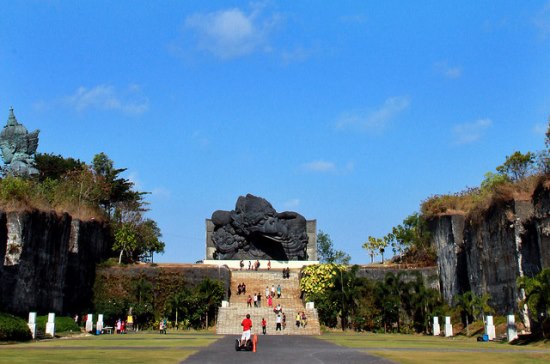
[356,266,439,290]
[430,184,548,314]
[0,210,110,315]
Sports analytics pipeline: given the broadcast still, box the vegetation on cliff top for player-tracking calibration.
[0,152,165,264]
[421,123,549,220]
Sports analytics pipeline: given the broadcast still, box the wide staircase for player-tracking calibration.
[216,269,321,335]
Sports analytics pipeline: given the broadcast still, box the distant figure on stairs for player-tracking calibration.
[240,260,244,270]
[275,314,282,331]
[277,284,282,298]
[262,317,267,335]
[247,295,252,307]
[267,260,271,270]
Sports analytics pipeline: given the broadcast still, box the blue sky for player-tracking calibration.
[1,1,549,263]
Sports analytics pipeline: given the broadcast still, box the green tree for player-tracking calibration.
[517,269,550,338]
[113,222,139,264]
[496,151,535,181]
[317,230,351,264]
[137,219,165,262]
[453,292,475,336]
[34,153,84,181]
[92,152,144,218]
[480,171,509,192]
[362,236,386,263]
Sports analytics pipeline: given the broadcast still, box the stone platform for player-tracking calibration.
[203,260,319,270]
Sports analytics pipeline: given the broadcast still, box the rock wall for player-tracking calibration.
[0,210,110,315]
[356,266,439,290]
[430,184,549,314]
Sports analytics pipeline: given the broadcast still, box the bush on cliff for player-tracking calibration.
[0,313,32,341]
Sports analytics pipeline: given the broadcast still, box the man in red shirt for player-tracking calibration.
[240,314,252,347]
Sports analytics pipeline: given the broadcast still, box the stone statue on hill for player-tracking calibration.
[0,107,40,177]
[211,194,309,260]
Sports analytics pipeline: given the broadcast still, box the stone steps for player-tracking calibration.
[217,269,320,336]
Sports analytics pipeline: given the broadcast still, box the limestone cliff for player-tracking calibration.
[430,184,548,314]
[0,210,111,315]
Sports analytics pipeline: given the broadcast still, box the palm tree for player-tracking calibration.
[517,269,550,338]
[454,292,475,336]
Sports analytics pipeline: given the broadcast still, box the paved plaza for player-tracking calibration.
[181,335,395,364]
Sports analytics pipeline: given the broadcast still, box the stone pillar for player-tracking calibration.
[45,313,55,337]
[444,316,453,337]
[433,316,440,336]
[96,314,104,334]
[28,312,37,339]
[85,314,94,333]
[485,315,496,340]
[507,314,518,342]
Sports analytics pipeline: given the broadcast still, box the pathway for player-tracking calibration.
[181,335,395,364]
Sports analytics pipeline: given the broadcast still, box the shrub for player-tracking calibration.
[0,312,32,341]
[35,315,80,334]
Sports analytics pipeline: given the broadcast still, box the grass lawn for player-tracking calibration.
[0,331,220,364]
[320,332,550,364]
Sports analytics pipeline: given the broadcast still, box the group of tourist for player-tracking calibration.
[265,284,282,299]
[295,311,307,328]
[239,259,272,271]
[159,318,168,334]
[115,319,126,334]
[237,282,247,295]
[246,292,265,308]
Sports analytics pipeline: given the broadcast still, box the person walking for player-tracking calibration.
[277,284,282,299]
[247,295,252,308]
[275,314,282,331]
[240,314,252,347]
[261,317,267,335]
[296,312,301,328]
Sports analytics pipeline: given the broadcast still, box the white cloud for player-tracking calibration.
[336,96,410,132]
[127,171,144,191]
[435,61,462,79]
[452,118,492,145]
[184,5,280,59]
[533,122,548,135]
[283,198,300,209]
[151,187,171,198]
[301,160,355,174]
[302,160,336,173]
[534,1,550,39]
[64,84,149,115]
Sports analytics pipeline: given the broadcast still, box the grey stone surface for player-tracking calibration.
[430,185,550,314]
[0,210,110,315]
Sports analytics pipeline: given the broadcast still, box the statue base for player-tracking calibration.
[202,259,319,270]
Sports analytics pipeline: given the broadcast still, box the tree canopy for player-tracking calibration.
[317,230,351,264]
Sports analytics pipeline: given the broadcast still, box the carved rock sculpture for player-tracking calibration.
[211,194,309,260]
[0,108,40,176]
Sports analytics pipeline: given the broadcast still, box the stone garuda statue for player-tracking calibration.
[211,194,309,260]
[0,107,40,177]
